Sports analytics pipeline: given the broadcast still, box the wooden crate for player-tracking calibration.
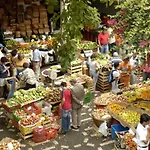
[68,65,82,75]
[18,132,33,140]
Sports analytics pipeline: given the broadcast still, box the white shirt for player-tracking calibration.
[19,68,37,85]
[111,70,120,93]
[0,51,4,60]
[32,49,41,62]
[136,123,149,150]
[108,27,116,44]
[130,56,140,68]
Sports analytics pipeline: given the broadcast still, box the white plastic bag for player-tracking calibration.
[98,121,108,136]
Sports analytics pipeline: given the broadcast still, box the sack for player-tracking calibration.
[108,69,116,83]
[98,121,108,136]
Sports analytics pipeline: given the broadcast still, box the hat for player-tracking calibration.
[113,52,118,57]
[69,78,77,83]
[0,44,4,47]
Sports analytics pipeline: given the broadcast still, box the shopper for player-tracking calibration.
[18,62,37,90]
[110,52,122,67]
[98,27,109,53]
[142,53,150,81]
[0,57,10,97]
[130,52,140,84]
[60,82,72,134]
[111,62,121,94]
[136,114,150,150]
[31,45,42,81]
[118,56,132,87]
[89,53,99,91]
[14,53,28,75]
[0,44,5,59]
[70,79,85,129]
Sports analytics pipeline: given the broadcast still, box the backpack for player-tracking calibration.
[108,70,116,83]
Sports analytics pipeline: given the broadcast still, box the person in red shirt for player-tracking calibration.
[98,27,109,53]
[60,82,72,134]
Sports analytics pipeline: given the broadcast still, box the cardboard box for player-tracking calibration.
[24,20,31,25]
[25,25,31,30]
[16,31,21,37]
[39,5,46,11]
[38,28,44,34]
[40,12,47,18]
[33,11,39,18]
[32,18,39,24]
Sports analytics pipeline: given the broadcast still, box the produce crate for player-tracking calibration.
[2,101,20,113]
[111,124,129,140]
[19,121,41,135]
[12,108,27,122]
[23,103,42,115]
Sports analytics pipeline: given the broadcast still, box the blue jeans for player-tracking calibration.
[62,109,71,133]
[90,70,99,90]
[101,44,109,53]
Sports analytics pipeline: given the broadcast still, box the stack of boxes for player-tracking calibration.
[0,0,50,38]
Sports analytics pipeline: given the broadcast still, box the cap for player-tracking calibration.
[0,44,4,47]
[69,78,77,83]
[113,52,118,57]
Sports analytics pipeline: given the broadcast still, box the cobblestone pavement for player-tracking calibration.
[0,103,114,150]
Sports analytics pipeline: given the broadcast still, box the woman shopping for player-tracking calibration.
[60,82,72,134]
[118,56,132,87]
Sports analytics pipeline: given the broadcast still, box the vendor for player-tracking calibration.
[136,114,150,150]
[14,53,29,75]
[18,62,37,90]
[111,62,121,94]
[118,56,132,87]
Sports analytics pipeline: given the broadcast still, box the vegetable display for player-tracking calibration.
[76,41,98,50]
[14,109,27,119]
[6,87,47,107]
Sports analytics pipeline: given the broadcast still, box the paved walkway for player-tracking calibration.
[0,103,114,150]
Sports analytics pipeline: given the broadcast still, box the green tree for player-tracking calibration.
[46,0,100,71]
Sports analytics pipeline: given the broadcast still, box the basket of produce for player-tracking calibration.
[19,114,41,135]
[92,109,111,127]
[0,137,21,150]
[23,103,42,115]
[45,88,61,105]
[12,108,27,122]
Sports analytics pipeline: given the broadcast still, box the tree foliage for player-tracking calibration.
[46,0,100,71]
[114,0,150,51]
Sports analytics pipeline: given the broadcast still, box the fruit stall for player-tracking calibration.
[2,86,60,141]
[91,84,150,150]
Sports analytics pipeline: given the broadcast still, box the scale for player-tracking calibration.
[83,50,93,58]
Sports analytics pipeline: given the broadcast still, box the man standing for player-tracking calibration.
[98,27,109,54]
[70,79,85,129]
[31,45,42,81]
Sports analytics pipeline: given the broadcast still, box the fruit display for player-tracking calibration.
[133,101,150,113]
[6,87,47,107]
[108,103,125,113]
[45,88,60,104]
[96,53,110,67]
[70,59,82,67]
[0,138,21,150]
[92,109,111,120]
[14,109,27,119]
[136,87,150,100]
[124,134,137,150]
[123,90,138,102]
[76,41,98,50]
[20,114,40,126]
[118,110,140,126]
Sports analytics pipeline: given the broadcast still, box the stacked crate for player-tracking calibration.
[68,60,82,75]
[0,0,50,38]
[96,71,111,93]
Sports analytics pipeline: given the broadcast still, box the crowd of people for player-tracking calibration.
[0,44,42,98]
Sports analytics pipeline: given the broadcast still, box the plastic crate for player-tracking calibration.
[19,121,41,135]
[111,124,129,140]
[23,103,42,115]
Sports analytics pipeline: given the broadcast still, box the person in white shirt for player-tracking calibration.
[31,45,42,81]
[110,52,122,67]
[111,62,121,94]
[19,62,37,90]
[89,53,100,91]
[136,114,150,150]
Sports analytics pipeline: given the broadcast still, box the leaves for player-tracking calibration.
[48,0,100,70]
